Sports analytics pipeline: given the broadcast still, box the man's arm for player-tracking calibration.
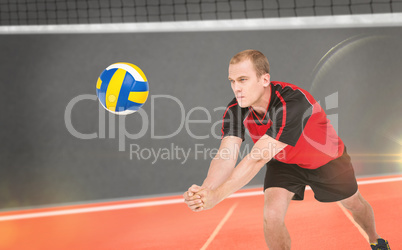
[201,136,242,190]
[184,136,242,211]
[198,134,287,210]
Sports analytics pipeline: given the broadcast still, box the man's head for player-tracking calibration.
[230,49,270,77]
[228,50,271,108]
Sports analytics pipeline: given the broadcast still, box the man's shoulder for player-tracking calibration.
[223,97,249,119]
[226,97,238,107]
[271,81,306,92]
[270,81,315,104]
[225,97,248,111]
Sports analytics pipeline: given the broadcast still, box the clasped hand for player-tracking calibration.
[183,185,218,212]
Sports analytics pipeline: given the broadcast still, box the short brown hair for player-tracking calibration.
[230,49,270,77]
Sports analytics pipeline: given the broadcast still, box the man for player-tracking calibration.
[183,50,390,250]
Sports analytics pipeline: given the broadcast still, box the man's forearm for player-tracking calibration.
[202,157,237,190]
[213,156,269,203]
[210,135,285,205]
[193,135,286,211]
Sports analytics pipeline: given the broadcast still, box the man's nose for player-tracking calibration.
[233,82,242,92]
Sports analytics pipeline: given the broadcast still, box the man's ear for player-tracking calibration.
[262,73,270,87]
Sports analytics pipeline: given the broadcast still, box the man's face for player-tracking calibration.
[228,59,268,108]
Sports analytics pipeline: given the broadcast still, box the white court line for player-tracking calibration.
[0,176,401,222]
[200,203,238,250]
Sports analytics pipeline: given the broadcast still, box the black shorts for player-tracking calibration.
[264,147,358,202]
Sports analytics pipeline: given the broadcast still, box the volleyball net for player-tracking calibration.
[1,0,402,33]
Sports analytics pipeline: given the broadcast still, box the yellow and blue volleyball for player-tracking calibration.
[96,62,149,115]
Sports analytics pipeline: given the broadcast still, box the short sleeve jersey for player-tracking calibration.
[221,81,344,169]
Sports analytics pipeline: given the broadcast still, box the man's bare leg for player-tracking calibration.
[263,187,294,250]
[340,190,381,244]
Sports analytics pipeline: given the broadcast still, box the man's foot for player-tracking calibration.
[370,238,390,250]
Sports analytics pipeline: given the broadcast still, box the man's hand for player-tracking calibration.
[184,184,222,212]
[183,185,204,212]
[194,187,220,210]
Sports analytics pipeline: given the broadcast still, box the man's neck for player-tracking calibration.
[251,84,271,118]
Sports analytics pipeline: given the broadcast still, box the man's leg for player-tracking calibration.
[263,187,295,250]
[339,190,381,244]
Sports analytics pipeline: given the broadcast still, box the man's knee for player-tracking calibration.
[263,207,285,230]
[263,187,293,228]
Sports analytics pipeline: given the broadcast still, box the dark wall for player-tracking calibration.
[1,27,401,210]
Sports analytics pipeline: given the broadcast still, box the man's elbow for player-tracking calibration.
[247,147,273,166]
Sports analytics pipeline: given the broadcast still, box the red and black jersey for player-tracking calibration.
[221,81,344,169]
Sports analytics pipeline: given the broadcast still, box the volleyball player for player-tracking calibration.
[183,50,390,249]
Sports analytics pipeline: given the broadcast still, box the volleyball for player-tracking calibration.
[96,62,149,115]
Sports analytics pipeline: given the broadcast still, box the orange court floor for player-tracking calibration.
[0,174,401,250]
